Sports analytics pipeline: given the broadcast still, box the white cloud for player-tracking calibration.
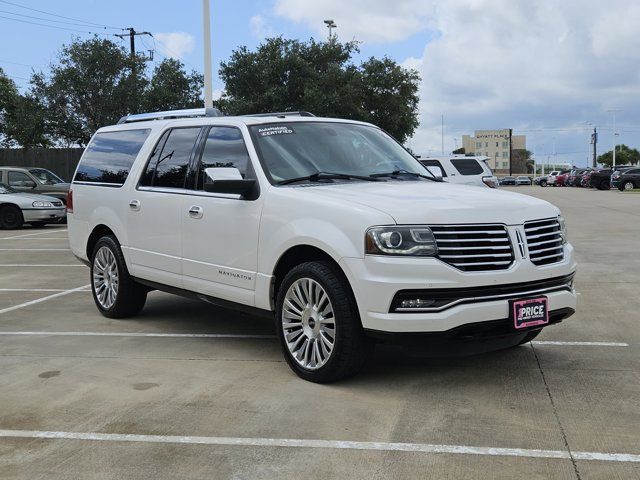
[250,14,273,38]
[272,1,640,160]
[154,32,195,60]
[274,0,432,43]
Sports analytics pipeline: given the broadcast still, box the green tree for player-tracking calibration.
[31,37,148,146]
[511,149,533,173]
[143,58,204,112]
[0,68,19,146]
[452,147,465,154]
[597,145,640,167]
[217,38,420,143]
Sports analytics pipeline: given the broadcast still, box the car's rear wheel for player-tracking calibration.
[597,180,610,190]
[0,205,24,229]
[91,236,147,318]
[276,261,372,383]
[540,180,547,187]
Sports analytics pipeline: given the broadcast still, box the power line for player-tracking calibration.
[0,58,34,68]
[0,13,110,34]
[0,9,116,29]
[0,0,122,29]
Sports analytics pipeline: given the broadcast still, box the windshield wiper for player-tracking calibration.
[370,169,439,181]
[276,171,382,186]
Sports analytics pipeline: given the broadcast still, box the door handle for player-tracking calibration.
[129,199,141,211]
[188,205,203,219]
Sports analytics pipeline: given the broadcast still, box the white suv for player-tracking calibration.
[68,109,577,382]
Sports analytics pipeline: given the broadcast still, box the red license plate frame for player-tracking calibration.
[510,296,549,330]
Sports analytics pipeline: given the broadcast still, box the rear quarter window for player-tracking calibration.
[450,158,484,175]
[74,129,151,185]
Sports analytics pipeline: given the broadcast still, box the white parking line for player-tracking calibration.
[0,238,69,241]
[532,341,629,347]
[0,288,72,292]
[0,429,638,463]
[0,331,275,339]
[0,229,67,240]
[0,285,90,314]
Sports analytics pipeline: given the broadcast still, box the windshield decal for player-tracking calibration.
[257,125,295,137]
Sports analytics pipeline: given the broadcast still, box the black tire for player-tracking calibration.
[597,180,610,190]
[29,221,47,228]
[275,261,372,383]
[540,180,547,187]
[0,205,24,229]
[90,235,147,318]
[517,329,541,346]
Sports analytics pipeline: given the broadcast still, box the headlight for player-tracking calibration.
[558,215,567,244]
[32,201,53,208]
[365,226,437,256]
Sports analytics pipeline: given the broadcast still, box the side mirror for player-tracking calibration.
[26,180,37,188]
[203,167,258,200]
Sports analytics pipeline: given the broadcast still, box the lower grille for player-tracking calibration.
[525,218,564,266]
[431,224,514,272]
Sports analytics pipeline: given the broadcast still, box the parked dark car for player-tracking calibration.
[500,176,516,185]
[589,166,635,190]
[567,168,589,186]
[613,168,640,191]
[534,176,546,185]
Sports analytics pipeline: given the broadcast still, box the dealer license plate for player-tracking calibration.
[510,296,549,330]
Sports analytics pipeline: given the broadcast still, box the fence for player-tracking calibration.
[0,148,84,182]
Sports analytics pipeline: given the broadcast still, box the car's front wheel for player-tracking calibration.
[276,261,372,383]
[0,205,23,229]
[622,181,636,191]
[91,236,147,318]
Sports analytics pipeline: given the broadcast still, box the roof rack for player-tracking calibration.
[244,111,315,118]
[117,107,224,124]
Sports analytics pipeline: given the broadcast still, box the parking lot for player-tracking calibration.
[0,186,638,479]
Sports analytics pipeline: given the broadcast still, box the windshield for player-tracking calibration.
[29,168,64,185]
[0,183,17,194]
[250,122,432,184]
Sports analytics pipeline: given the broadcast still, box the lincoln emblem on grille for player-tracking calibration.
[515,228,527,258]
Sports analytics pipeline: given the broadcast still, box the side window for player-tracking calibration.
[74,129,150,185]
[140,127,201,189]
[197,126,250,190]
[8,171,34,187]
[450,159,484,175]
[139,130,170,187]
[420,159,447,177]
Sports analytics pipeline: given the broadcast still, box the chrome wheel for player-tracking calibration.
[624,181,635,191]
[282,278,335,370]
[92,246,118,309]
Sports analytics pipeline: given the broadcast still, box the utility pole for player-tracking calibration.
[607,109,621,170]
[114,28,152,58]
[202,0,213,109]
[591,127,598,168]
[508,128,513,176]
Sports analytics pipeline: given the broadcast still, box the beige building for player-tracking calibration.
[462,129,526,173]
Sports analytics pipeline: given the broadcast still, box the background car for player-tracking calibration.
[515,175,532,185]
[580,170,593,187]
[554,170,571,186]
[416,155,499,188]
[589,166,634,190]
[567,168,589,186]
[546,170,560,186]
[0,183,66,229]
[0,167,70,204]
[500,176,516,185]
[613,168,640,191]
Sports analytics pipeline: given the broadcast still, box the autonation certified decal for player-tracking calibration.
[257,126,295,137]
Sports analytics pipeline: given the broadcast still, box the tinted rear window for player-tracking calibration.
[450,158,484,175]
[74,129,151,185]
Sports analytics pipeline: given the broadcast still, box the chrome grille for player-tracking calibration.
[431,224,514,272]
[525,218,564,266]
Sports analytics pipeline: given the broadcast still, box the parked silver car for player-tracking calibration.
[0,167,70,205]
[0,183,66,229]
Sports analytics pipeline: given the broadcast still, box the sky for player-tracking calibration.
[1,0,639,167]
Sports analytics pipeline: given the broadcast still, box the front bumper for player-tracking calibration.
[22,208,66,223]
[340,242,577,333]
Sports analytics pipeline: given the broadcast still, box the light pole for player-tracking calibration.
[324,19,337,41]
[202,0,213,109]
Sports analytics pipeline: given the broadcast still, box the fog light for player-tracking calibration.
[400,298,436,309]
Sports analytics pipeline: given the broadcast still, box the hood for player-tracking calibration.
[290,181,559,225]
[8,192,63,203]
